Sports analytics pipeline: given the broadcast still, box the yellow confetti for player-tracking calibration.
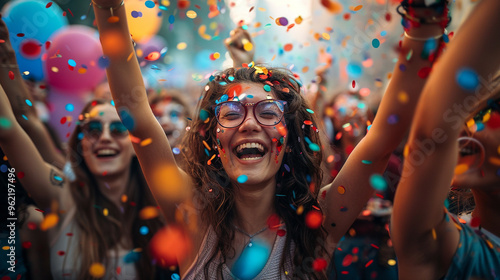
[89,263,106,278]
[337,186,346,194]
[103,208,109,216]
[322,33,330,40]
[140,138,153,146]
[295,16,303,24]
[139,206,159,220]
[403,144,409,157]
[186,10,197,18]
[398,91,409,104]
[466,118,475,128]
[243,41,253,52]
[202,140,211,151]
[454,164,469,175]
[40,213,59,231]
[388,259,396,266]
[51,67,59,73]
[431,228,436,240]
[486,239,494,249]
[296,205,304,215]
[177,42,187,50]
[488,157,500,166]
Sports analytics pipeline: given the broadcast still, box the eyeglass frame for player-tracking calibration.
[79,120,129,142]
[212,99,288,128]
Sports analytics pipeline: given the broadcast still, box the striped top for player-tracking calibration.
[182,225,296,279]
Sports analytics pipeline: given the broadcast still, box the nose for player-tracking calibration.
[238,113,261,133]
[98,126,113,142]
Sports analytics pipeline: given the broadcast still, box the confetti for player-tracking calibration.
[89,263,106,278]
[177,42,187,50]
[369,174,387,191]
[40,213,59,231]
[372,39,380,48]
[346,63,362,78]
[232,240,271,279]
[8,71,14,80]
[186,10,197,18]
[65,103,74,112]
[456,68,479,91]
[150,226,192,266]
[320,0,343,14]
[454,163,469,175]
[237,175,248,183]
[305,210,322,229]
[337,185,345,194]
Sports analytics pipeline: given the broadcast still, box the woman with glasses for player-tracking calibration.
[88,0,461,278]
[0,94,164,278]
[390,0,500,277]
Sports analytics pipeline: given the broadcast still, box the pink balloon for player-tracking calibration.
[43,25,106,94]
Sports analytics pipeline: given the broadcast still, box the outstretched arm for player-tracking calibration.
[0,18,65,169]
[391,0,500,277]
[321,1,448,243]
[0,85,66,210]
[92,1,193,221]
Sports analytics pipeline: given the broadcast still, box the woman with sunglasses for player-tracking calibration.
[0,93,164,278]
[390,0,500,278]
[89,0,460,278]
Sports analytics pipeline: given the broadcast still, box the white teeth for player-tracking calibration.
[236,142,264,153]
[241,156,263,161]
[96,149,117,156]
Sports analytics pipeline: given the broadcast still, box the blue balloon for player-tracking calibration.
[3,0,68,81]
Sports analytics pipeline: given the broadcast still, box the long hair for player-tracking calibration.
[67,99,164,279]
[182,66,328,279]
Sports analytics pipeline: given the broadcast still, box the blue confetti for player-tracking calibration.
[0,164,8,173]
[372,39,380,48]
[346,63,362,78]
[456,68,479,91]
[65,103,74,112]
[380,30,387,36]
[306,109,314,114]
[237,175,248,184]
[22,115,28,120]
[387,114,399,124]
[173,147,181,154]
[263,84,271,92]
[228,76,235,81]
[123,250,141,263]
[284,164,290,172]
[25,99,32,106]
[78,132,84,140]
[200,109,209,121]
[361,160,372,164]
[139,226,149,235]
[119,108,135,131]
[110,100,115,106]
[68,59,76,67]
[98,56,110,69]
[309,143,320,152]
[171,274,180,280]
[168,15,175,24]
[145,0,155,8]
[369,174,387,191]
[399,64,406,72]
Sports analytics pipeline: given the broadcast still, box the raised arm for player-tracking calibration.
[224,26,255,68]
[0,85,66,210]
[321,1,448,243]
[0,18,65,169]
[391,0,500,277]
[92,1,192,221]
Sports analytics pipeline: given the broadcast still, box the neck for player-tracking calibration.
[471,189,500,237]
[95,168,131,208]
[233,179,276,234]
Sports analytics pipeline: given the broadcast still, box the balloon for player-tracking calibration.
[136,35,168,64]
[2,0,68,81]
[125,0,163,43]
[43,25,106,93]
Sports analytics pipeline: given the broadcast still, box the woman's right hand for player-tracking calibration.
[224,27,255,67]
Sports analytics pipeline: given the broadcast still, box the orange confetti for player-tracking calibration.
[351,5,363,11]
[139,206,159,219]
[320,0,343,14]
[40,213,59,231]
[283,44,293,52]
[89,263,105,278]
[337,185,346,194]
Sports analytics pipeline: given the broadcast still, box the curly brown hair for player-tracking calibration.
[67,99,164,279]
[181,66,329,279]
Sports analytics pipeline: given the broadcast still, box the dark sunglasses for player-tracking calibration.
[80,120,129,142]
[213,99,287,128]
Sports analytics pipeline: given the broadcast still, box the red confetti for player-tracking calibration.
[195,4,201,9]
[304,120,313,125]
[60,116,67,125]
[67,8,74,17]
[283,43,293,52]
[66,232,73,236]
[8,71,14,80]
[249,6,254,12]
[46,2,53,8]
[343,13,350,20]
[22,241,32,249]
[177,0,190,9]
[34,208,44,213]
[417,67,432,79]
[277,229,286,236]
[62,11,66,16]
[305,210,322,229]
[0,39,4,43]
[342,254,353,266]
[352,80,355,88]
[116,267,121,275]
[57,251,65,256]
[365,259,373,267]
[470,216,481,227]
[17,172,24,179]
[371,244,379,249]
[267,213,281,229]
[312,258,327,271]
[385,12,391,21]
[45,41,52,50]
[27,222,37,230]
[17,33,25,37]
[486,112,500,129]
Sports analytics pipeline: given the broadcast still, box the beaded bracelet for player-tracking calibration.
[396,4,450,26]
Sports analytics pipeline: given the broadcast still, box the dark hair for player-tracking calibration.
[67,99,164,279]
[182,66,328,279]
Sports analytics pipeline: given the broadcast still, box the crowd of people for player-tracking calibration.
[0,0,499,279]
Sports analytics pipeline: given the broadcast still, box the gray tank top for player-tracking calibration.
[182,225,296,279]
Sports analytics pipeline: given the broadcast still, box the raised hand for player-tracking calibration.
[224,27,255,67]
